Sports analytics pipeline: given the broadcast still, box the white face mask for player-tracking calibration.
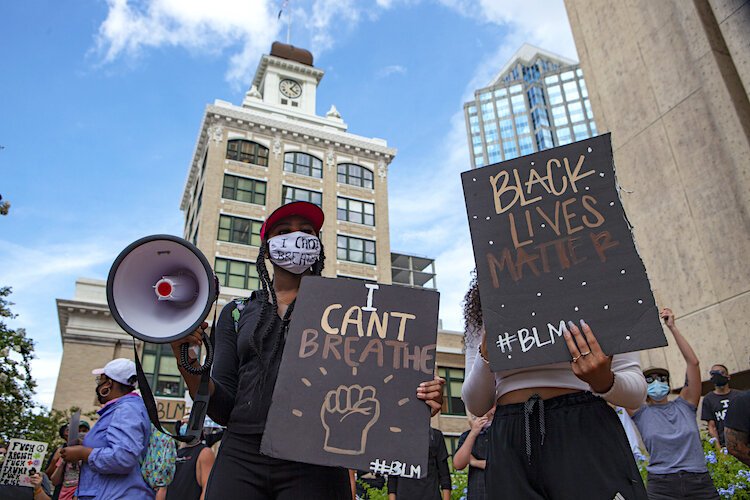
[267,231,321,274]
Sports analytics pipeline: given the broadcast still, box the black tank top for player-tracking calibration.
[166,443,206,500]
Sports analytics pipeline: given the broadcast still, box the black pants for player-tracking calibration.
[486,391,647,500]
[646,471,718,499]
[205,432,351,499]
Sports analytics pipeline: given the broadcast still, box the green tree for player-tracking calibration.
[0,286,70,449]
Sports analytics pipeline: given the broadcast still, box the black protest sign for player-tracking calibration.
[461,134,666,371]
[261,276,439,478]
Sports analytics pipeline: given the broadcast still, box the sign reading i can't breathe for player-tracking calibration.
[262,276,439,478]
[461,133,666,371]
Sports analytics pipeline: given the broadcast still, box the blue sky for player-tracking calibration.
[0,0,577,407]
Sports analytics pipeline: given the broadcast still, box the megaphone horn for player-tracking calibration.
[106,235,219,374]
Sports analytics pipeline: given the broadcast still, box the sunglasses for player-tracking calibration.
[645,374,669,384]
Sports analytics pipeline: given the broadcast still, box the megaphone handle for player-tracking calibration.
[180,333,214,375]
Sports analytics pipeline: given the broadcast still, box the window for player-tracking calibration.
[142,343,185,397]
[479,91,492,101]
[284,152,322,178]
[500,119,514,139]
[544,75,559,85]
[573,123,589,141]
[510,84,523,94]
[557,126,572,145]
[552,105,569,126]
[215,258,259,290]
[584,99,594,120]
[337,163,374,189]
[337,197,375,226]
[474,156,485,167]
[218,215,262,246]
[580,80,588,98]
[511,94,526,114]
[561,71,575,81]
[226,140,269,166]
[519,135,534,155]
[484,122,498,143]
[282,186,322,207]
[563,81,580,101]
[438,367,465,415]
[503,140,518,159]
[444,435,461,456]
[568,101,585,123]
[496,98,511,118]
[337,235,376,265]
[191,222,199,246]
[487,143,501,163]
[547,85,563,105]
[222,174,266,205]
[493,88,507,98]
[514,115,530,135]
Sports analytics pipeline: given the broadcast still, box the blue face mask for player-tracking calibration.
[647,381,670,401]
[179,423,188,436]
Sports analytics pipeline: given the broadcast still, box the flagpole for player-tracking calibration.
[286,0,292,44]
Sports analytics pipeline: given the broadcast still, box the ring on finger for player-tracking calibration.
[572,355,580,363]
[581,351,591,356]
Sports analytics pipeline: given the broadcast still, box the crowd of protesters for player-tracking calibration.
[2,200,750,500]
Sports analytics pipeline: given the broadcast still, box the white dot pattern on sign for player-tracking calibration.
[638,299,643,304]
[585,186,590,191]
[537,292,542,296]
[574,306,579,311]
[472,178,476,182]
[604,305,609,310]
[473,216,477,219]
[541,223,546,228]
[626,336,631,340]
[599,172,605,177]
[508,355,512,359]
[559,276,563,280]
[489,241,494,245]
[582,281,587,286]
[587,147,592,153]
[501,304,505,308]
[531,312,536,316]
[486,216,490,220]
[621,270,626,274]
[610,202,615,206]
[531,161,535,165]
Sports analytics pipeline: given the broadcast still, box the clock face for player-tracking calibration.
[279,79,302,99]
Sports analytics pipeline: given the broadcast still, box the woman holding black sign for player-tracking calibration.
[172,201,445,500]
[461,276,648,499]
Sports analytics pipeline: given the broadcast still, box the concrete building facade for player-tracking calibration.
[464,43,597,168]
[564,0,750,389]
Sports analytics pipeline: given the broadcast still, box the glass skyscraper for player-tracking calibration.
[464,44,597,168]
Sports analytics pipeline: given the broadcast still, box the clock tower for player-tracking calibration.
[245,42,325,119]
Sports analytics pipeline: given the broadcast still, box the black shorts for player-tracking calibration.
[205,431,351,500]
[486,391,647,500]
[646,471,718,499]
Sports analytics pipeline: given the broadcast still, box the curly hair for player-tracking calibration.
[462,269,483,343]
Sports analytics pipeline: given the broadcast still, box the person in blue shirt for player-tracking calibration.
[60,358,154,500]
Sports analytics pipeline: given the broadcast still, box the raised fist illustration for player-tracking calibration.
[320,384,380,455]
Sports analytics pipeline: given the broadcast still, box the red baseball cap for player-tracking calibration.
[260,201,325,241]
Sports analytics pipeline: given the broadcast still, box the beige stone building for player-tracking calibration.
[564,0,750,390]
[52,43,474,447]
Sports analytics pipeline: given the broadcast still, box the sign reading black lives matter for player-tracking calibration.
[262,277,439,478]
[462,134,666,371]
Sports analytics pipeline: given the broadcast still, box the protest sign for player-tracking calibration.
[0,439,48,487]
[461,133,666,371]
[262,276,439,478]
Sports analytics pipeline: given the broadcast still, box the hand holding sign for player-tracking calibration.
[321,384,380,455]
[563,320,615,393]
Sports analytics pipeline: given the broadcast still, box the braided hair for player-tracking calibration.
[462,269,483,344]
[248,236,326,396]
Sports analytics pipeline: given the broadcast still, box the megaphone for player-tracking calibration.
[106,234,219,374]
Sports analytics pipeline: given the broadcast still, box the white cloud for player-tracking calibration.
[95,0,280,85]
[377,64,407,78]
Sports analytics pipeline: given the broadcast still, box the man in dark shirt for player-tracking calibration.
[700,363,743,449]
[387,427,451,500]
[453,408,493,500]
[724,390,750,467]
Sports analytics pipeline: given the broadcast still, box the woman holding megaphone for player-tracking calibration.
[171,201,445,500]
